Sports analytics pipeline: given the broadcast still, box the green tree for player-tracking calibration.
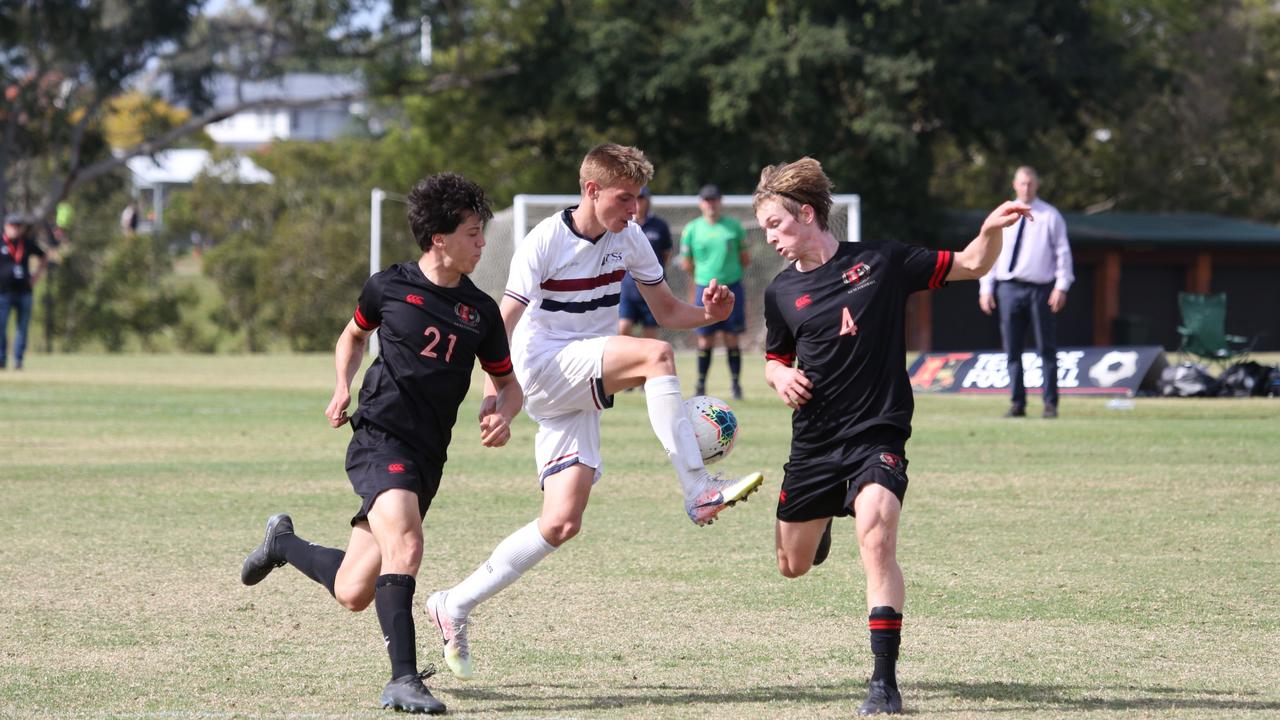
[382,0,1133,240]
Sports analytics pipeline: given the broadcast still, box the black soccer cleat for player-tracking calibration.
[858,679,902,716]
[813,517,834,566]
[380,668,446,715]
[240,513,294,586]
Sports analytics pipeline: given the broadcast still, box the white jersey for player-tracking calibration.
[504,207,665,378]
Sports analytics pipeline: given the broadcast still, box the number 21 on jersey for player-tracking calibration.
[421,326,458,362]
[839,307,858,336]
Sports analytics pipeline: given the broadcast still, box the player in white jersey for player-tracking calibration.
[424,143,764,680]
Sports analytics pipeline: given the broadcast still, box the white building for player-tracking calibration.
[196,73,367,148]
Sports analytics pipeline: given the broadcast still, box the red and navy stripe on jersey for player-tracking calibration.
[350,261,511,465]
[763,241,952,449]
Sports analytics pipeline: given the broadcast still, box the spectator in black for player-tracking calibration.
[1,214,47,370]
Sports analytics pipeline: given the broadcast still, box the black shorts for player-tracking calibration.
[346,421,442,527]
[776,426,909,523]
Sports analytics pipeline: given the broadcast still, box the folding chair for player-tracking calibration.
[1176,292,1256,371]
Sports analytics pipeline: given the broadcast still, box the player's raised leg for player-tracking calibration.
[601,334,762,525]
[854,484,904,716]
[240,514,350,597]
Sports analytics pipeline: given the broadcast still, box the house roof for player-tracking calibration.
[207,73,364,107]
[126,149,273,188]
[943,209,1280,248]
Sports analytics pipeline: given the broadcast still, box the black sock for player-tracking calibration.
[869,605,902,688]
[375,574,418,681]
[727,348,742,384]
[277,533,344,596]
[697,349,712,387]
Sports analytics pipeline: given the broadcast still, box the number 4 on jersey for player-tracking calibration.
[839,307,858,336]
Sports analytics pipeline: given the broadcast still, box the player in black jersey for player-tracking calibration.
[238,173,521,715]
[756,158,1030,716]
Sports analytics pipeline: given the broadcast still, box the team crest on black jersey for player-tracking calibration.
[842,262,871,286]
[454,303,480,328]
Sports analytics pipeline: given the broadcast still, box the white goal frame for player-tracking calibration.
[512,193,861,244]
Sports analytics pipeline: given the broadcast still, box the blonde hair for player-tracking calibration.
[753,157,833,231]
[580,143,654,191]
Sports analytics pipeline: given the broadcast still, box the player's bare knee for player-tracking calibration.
[381,535,424,573]
[648,340,676,375]
[778,557,811,579]
[542,519,580,546]
[335,585,373,612]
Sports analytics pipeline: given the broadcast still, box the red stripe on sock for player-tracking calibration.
[868,620,902,630]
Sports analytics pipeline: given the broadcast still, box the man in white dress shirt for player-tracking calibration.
[978,166,1074,418]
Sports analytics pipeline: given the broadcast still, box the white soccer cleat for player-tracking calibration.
[425,590,473,680]
[685,471,764,526]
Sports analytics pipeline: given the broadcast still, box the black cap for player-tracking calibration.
[4,212,29,226]
[698,184,721,200]
[638,186,651,198]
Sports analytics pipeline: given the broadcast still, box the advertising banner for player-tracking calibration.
[908,346,1168,397]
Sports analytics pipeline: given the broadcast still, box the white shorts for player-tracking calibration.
[521,336,613,485]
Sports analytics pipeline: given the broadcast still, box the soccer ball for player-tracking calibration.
[685,395,739,465]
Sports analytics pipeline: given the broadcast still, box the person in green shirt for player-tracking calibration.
[681,184,750,399]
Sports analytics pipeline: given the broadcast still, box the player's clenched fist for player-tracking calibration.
[771,366,813,409]
[325,388,352,428]
[479,412,512,447]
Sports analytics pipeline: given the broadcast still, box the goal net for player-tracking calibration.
[470,193,860,351]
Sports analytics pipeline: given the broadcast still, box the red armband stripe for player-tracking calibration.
[928,250,954,290]
[353,305,379,331]
[481,357,513,375]
[765,352,795,366]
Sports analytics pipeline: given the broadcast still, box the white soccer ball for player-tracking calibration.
[685,395,739,465]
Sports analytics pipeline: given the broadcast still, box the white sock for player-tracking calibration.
[644,375,710,497]
[445,519,556,618]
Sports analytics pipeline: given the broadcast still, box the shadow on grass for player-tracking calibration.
[445,679,1280,714]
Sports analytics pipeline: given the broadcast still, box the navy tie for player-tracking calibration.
[1007,217,1026,274]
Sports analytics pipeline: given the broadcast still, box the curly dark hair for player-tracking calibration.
[406,173,494,251]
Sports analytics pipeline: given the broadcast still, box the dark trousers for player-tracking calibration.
[997,281,1058,408]
[0,290,34,366]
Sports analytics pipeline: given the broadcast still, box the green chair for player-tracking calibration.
[1176,292,1255,370]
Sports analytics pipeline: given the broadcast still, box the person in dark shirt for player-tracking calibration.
[238,173,522,716]
[756,158,1029,716]
[617,185,672,339]
[1,214,47,370]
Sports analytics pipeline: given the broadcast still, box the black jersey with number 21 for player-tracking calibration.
[351,261,512,466]
[764,241,953,451]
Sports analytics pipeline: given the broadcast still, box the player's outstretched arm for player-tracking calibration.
[948,201,1032,282]
[325,319,372,428]
[765,359,812,410]
[479,372,522,447]
[638,278,733,330]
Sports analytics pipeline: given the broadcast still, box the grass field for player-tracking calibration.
[2,353,1278,719]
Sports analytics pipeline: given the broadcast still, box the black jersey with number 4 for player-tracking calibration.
[350,261,512,466]
[764,241,953,450]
